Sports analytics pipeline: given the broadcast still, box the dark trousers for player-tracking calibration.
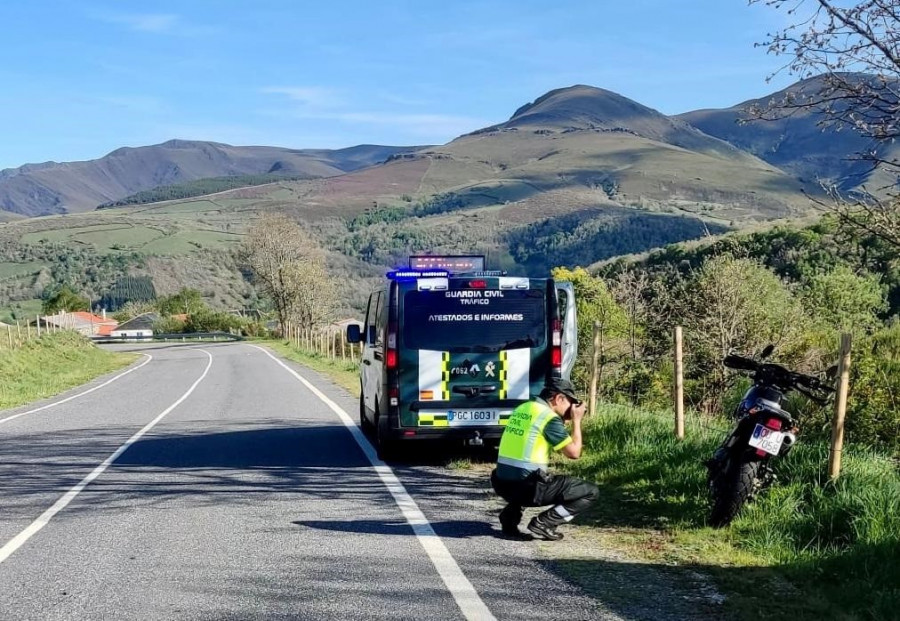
[490,468,598,527]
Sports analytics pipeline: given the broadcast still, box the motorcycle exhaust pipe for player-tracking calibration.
[780,432,797,453]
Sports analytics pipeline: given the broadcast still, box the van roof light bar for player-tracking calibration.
[387,269,450,280]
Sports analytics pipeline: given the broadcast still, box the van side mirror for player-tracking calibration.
[760,344,775,359]
[346,323,361,344]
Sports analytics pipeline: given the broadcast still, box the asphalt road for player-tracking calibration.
[0,342,617,620]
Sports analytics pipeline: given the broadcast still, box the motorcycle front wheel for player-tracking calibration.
[709,459,761,527]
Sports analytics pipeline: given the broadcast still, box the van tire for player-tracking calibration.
[376,410,401,461]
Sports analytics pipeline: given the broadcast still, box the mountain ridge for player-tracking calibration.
[0,141,428,217]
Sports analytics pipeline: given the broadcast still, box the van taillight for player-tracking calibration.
[387,322,398,369]
[551,319,562,371]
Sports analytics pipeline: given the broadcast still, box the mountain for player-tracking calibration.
[0,84,826,315]
[272,84,811,225]
[494,85,755,158]
[0,140,426,217]
[677,74,898,193]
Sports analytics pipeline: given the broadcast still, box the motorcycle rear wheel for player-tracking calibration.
[709,459,761,527]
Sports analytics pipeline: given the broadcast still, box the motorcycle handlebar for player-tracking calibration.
[724,353,835,397]
[723,354,758,371]
[794,372,835,394]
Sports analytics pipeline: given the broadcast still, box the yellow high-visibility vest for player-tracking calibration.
[497,400,558,471]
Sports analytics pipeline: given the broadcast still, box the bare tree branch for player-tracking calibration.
[750,0,900,247]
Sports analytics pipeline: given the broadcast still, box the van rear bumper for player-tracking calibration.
[390,425,505,442]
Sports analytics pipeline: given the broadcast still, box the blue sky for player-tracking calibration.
[0,1,796,170]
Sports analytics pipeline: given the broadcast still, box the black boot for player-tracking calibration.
[499,505,528,538]
[527,513,564,541]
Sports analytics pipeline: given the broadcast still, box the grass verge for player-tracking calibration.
[554,404,899,621]
[0,332,138,410]
[263,340,360,397]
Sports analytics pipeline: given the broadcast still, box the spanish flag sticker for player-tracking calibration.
[420,390,434,400]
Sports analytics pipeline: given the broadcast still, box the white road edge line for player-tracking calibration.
[0,350,213,565]
[251,345,497,621]
[0,354,154,427]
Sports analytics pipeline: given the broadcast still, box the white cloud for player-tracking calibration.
[94,95,169,115]
[260,87,344,108]
[93,12,219,36]
[323,112,487,137]
[260,87,489,138]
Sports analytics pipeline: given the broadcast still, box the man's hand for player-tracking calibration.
[561,402,586,460]
[571,402,586,422]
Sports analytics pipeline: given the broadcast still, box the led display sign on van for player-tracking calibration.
[409,255,485,273]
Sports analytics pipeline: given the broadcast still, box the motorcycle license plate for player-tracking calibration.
[748,424,785,456]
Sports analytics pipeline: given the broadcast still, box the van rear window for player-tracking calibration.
[403,289,546,352]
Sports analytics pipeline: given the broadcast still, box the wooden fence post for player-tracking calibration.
[589,321,601,417]
[674,326,685,440]
[36,315,41,338]
[16,321,22,345]
[6,325,12,349]
[828,333,852,481]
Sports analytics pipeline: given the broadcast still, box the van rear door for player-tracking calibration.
[398,278,548,428]
[556,282,578,381]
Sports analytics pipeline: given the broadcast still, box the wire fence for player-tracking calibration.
[282,322,361,362]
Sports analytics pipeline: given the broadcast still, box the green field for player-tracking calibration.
[0,299,42,324]
[0,262,42,278]
[140,230,244,254]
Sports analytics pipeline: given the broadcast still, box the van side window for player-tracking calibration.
[364,292,378,345]
[558,289,569,335]
[374,291,386,346]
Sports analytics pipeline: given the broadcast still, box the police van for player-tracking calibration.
[347,255,577,458]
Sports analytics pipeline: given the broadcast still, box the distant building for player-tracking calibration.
[36,311,119,337]
[110,313,159,339]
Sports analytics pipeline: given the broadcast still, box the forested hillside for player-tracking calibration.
[559,216,898,456]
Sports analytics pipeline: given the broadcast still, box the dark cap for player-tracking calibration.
[544,377,581,405]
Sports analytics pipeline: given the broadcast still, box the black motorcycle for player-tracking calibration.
[705,345,835,527]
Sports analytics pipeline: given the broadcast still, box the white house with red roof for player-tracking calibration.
[39,311,119,336]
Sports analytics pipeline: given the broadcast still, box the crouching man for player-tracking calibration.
[490,378,599,540]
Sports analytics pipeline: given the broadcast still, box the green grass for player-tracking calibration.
[557,404,899,620]
[0,332,138,410]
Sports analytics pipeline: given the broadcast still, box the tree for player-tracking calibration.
[678,257,809,411]
[241,214,338,333]
[802,265,887,332]
[41,286,90,314]
[751,0,900,247]
[157,288,206,316]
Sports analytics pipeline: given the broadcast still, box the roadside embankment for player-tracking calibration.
[0,332,137,410]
